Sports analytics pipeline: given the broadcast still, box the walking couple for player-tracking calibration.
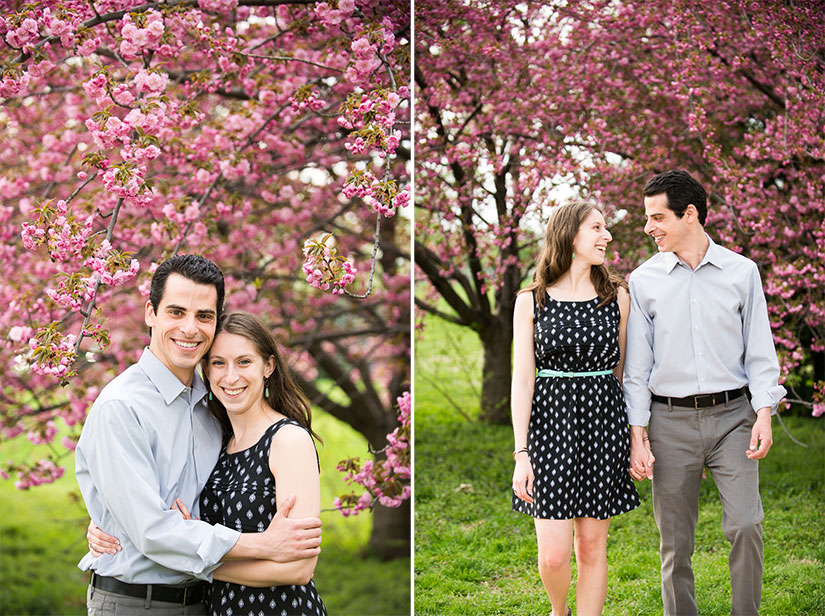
[511,170,786,616]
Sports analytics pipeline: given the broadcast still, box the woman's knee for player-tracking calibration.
[538,545,572,571]
[574,529,608,566]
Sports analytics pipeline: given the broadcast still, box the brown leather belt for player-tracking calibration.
[91,572,206,605]
[651,387,746,409]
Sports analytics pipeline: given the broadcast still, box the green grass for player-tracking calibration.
[0,409,410,616]
[414,315,825,615]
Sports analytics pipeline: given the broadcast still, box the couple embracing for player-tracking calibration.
[511,170,786,616]
[76,255,327,615]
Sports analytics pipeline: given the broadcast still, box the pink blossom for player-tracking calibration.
[199,0,239,13]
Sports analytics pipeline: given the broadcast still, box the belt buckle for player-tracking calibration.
[564,371,573,377]
[694,394,718,409]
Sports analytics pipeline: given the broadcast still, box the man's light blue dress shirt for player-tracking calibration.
[75,348,240,583]
[624,235,787,426]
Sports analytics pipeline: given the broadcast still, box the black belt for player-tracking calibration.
[91,572,206,606]
[651,387,746,409]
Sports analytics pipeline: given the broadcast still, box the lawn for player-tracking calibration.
[414,315,825,615]
[0,409,410,616]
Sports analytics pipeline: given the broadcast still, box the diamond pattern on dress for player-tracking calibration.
[200,418,327,615]
[512,294,641,520]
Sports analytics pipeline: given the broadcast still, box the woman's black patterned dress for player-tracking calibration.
[512,293,640,520]
[200,418,326,616]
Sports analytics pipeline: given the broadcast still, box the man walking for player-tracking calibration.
[624,170,786,616]
[76,255,321,614]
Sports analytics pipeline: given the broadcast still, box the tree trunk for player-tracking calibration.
[368,498,411,560]
[361,395,410,560]
[478,318,514,424]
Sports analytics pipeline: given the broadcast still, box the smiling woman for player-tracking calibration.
[510,200,641,616]
[198,311,326,616]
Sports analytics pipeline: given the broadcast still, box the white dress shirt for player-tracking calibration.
[75,348,240,583]
[624,235,787,426]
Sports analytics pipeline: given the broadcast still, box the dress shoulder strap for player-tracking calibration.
[264,418,320,471]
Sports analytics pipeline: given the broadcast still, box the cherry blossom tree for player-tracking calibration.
[415,0,825,423]
[1,0,411,556]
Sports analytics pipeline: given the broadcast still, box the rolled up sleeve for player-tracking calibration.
[742,264,787,413]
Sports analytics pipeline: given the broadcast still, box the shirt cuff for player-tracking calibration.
[626,406,650,426]
[193,525,242,581]
[749,385,788,414]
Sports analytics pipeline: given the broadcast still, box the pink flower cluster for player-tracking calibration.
[342,169,409,218]
[302,236,358,294]
[119,11,165,59]
[334,391,411,516]
[345,25,396,88]
[314,0,356,27]
[45,275,96,311]
[198,0,239,14]
[8,325,34,343]
[3,16,39,49]
[86,241,140,287]
[339,90,404,157]
[27,420,57,446]
[20,199,95,263]
[29,331,78,379]
[101,163,151,202]
[1,459,65,490]
[813,381,824,418]
[290,89,328,114]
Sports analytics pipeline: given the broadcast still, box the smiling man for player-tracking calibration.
[623,170,786,616]
[75,255,322,615]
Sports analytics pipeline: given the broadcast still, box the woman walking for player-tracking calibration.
[511,201,641,616]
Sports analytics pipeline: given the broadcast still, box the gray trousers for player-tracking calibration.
[87,585,208,615]
[649,395,763,616]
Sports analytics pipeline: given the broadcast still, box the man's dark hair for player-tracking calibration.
[643,169,708,225]
[149,255,225,321]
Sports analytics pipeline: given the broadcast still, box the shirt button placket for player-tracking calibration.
[689,272,705,392]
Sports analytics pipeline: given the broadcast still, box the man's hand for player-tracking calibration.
[87,520,121,557]
[629,426,655,481]
[746,407,773,460]
[259,493,322,563]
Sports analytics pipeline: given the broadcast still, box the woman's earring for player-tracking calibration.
[208,391,213,401]
[571,252,576,260]
[264,382,270,398]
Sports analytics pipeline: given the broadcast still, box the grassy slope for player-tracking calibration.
[414,315,825,616]
[0,409,410,616]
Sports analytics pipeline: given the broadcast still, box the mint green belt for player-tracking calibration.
[537,369,613,377]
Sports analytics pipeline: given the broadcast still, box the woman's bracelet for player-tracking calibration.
[513,447,529,459]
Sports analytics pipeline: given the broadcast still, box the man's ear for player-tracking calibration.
[684,204,698,223]
[145,299,156,327]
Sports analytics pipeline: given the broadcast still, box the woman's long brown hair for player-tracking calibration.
[203,311,321,444]
[521,200,626,310]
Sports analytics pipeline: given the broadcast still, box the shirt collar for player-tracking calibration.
[701,235,725,269]
[138,348,207,406]
[663,233,724,273]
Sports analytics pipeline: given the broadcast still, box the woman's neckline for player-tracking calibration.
[545,293,600,303]
[225,417,290,455]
